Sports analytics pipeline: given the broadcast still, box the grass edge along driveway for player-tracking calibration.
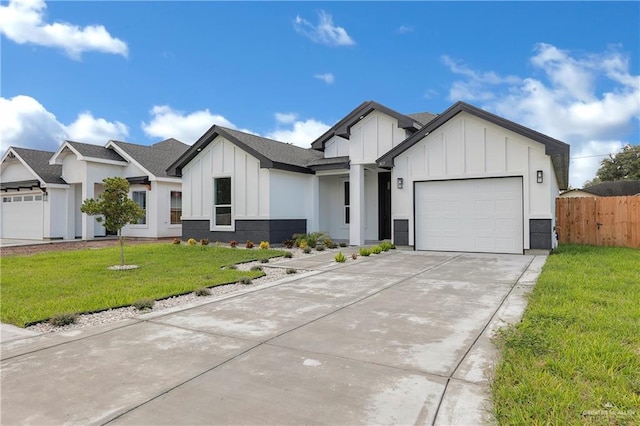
[1,243,285,327]
[492,244,640,425]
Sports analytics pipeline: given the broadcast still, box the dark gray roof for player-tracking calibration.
[378,101,571,190]
[306,156,350,171]
[407,112,437,126]
[110,138,189,178]
[66,141,126,162]
[310,101,424,150]
[581,180,640,196]
[9,147,66,185]
[168,126,324,176]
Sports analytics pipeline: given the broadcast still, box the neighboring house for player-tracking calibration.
[559,180,640,197]
[169,100,570,254]
[1,139,188,240]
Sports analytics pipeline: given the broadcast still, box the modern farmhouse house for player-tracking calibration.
[169,101,570,254]
[1,138,188,241]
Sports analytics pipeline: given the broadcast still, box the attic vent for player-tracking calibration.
[8,152,15,159]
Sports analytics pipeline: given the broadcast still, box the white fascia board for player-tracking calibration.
[5,148,47,186]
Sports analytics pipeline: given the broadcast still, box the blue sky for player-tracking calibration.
[1,0,638,187]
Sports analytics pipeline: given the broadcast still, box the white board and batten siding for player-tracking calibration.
[181,136,315,230]
[393,112,557,251]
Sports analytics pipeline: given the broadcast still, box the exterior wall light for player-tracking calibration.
[397,178,404,189]
[537,170,543,183]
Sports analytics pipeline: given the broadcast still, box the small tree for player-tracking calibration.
[81,177,145,267]
[593,144,640,183]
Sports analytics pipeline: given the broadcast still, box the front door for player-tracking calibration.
[378,172,391,240]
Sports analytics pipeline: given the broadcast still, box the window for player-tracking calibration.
[170,191,182,224]
[132,191,147,225]
[344,181,350,225]
[2,197,11,203]
[13,196,22,202]
[214,177,232,226]
[35,195,42,201]
[23,195,33,202]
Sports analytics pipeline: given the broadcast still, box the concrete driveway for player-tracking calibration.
[0,250,546,425]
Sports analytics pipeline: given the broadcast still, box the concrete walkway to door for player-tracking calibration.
[0,250,546,425]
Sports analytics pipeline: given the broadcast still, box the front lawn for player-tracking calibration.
[492,245,640,424]
[1,243,285,327]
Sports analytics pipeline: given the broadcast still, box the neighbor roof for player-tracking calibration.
[109,138,189,178]
[407,112,438,126]
[167,126,324,176]
[64,141,127,162]
[580,180,640,196]
[1,147,66,191]
[310,101,424,151]
[377,101,571,190]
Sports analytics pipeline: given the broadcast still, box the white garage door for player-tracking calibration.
[415,177,523,254]
[1,193,44,240]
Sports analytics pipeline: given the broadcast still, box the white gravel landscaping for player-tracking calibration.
[26,246,353,335]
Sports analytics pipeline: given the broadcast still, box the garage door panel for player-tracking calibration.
[415,178,523,254]
[1,195,43,240]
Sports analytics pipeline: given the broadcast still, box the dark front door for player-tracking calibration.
[378,172,392,240]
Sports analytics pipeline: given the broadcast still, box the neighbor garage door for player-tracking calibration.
[415,177,523,254]
[1,193,44,240]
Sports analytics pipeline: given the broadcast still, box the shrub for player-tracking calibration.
[172,238,181,245]
[240,277,252,285]
[245,240,254,249]
[133,298,155,311]
[316,245,325,252]
[284,252,293,258]
[359,248,371,257]
[351,252,358,260]
[339,242,347,247]
[259,241,270,249]
[303,247,311,254]
[371,246,382,255]
[200,238,209,246]
[226,264,237,270]
[299,240,308,249]
[194,287,211,297]
[283,239,294,249]
[323,237,333,247]
[293,232,328,249]
[327,242,338,249]
[335,252,346,263]
[380,241,394,251]
[260,258,269,263]
[286,268,297,274]
[49,312,78,327]
[250,265,263,271]
[229,240,238,248]
[187,238,197,246]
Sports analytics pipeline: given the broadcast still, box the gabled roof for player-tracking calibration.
[580,180,640,197]
[50,140,127,165]
[108,138,189,178]
[1,147,66,190]
[310,101,424,151]
[377,101,571,190]
[167,126,324,177]
[306,156,350,171]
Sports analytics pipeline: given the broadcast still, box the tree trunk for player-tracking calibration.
[119,231,125,266]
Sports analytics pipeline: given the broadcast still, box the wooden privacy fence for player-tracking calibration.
[555,196,640,248]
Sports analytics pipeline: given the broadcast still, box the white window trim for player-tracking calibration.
[211,176,234,231]
[170,190,182,226]
[130,190,149,229]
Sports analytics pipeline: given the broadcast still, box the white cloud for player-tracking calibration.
[275,112,298,124]
[0,0,128,59]
[294,11,355,47]
[397,25,413,34]
[314,73,335,85]
[423,89,438,99]
[441,44,640,187]
[0,95,128,153]
[64,112,128,145]
[267,118,330,148]
[142,105,237,144]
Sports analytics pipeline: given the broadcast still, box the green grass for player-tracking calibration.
[1,243,285,327]
[492,244,640,425]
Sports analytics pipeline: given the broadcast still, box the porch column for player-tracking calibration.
[307,175,320,233]
[81,182,94,240]
[349,164,365,246]
[64,186,75,240]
